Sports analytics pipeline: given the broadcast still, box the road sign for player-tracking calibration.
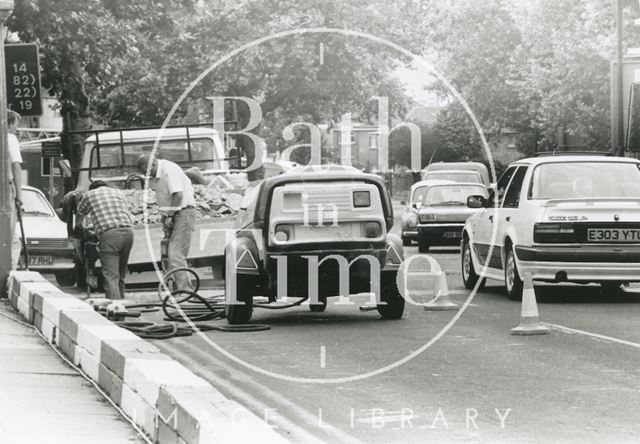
[41,141,61,158]
[5,43,42,116]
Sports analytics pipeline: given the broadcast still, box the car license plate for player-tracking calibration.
[587,228,640,242]
[28,256,54,265]
[443,231,462,239]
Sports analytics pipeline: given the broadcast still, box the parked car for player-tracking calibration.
[399,179,455,246]
[461,155,640,300]
[421,161,490,185]
[224,168,405,324]
[17,186,75,286]
[416,182,488,252]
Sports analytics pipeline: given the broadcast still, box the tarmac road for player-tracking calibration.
[142,245,640,444]
[51,228,640,443]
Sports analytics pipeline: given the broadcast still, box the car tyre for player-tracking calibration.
[225,275,255,324]
[418,241,429,253]
[600,282,622,298]
[461,238,485,290]
[402,236,411,247]
[504,247,523,301]
[377,273,405,320]
[55,270,76,287]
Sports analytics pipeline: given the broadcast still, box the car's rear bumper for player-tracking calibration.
[402,229,418,240]
[417,223,464,245]
[515,245,640,282]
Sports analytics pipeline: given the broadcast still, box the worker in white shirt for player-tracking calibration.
[7,110,23,270]
[136,153,196,291]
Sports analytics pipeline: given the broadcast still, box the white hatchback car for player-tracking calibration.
[461,155,640,299]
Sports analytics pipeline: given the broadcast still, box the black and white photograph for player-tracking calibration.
[1,0,640,443]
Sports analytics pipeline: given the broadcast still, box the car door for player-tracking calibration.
[473,166,517,270]
[496,166,529,260]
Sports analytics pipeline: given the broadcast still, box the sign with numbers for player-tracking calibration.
[5,43,42,116]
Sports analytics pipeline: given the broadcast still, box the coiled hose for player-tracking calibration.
[113,267,273,339]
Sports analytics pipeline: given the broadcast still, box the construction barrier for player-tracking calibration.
[7,271,287,444]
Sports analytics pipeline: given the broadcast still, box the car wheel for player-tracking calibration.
[402,236,411,247]
[600,282,622,297]
[225,275,255,324]
[504,247,523,301]
[377,272,405,320]
[461,238,485,290]
[55,270,76,287]
[418,241,429,253]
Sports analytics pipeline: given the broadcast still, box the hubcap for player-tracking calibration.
[506,252,515,292]
[463,244,471,281]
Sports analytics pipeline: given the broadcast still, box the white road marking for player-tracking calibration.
[548,323,640,350]
[320,346,326,368]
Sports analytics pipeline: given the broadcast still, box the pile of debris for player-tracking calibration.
[123,181,242,225]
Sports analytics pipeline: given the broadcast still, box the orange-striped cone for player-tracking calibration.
[424,271,459,311]
[510,273,550,335]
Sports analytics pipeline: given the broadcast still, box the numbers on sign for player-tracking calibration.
[18,100,32,111]
[12,62,27,73]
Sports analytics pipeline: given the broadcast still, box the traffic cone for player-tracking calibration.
[510,273,550,336]
[424,271,459,311]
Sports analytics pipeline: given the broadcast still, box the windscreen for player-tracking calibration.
[530,162,640,199]
[21,189,54,216]
[423,184,487,206]
[424,171,481,183]
[412,186,429,203]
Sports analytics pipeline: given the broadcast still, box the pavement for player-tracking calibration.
[0,299,145,444]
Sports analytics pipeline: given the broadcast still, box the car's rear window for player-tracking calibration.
[89,138,218,183]
[530,162,640,199]
[424,172,481,183]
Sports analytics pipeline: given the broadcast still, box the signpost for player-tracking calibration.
[41,141,61,202]
[5,43,42,117]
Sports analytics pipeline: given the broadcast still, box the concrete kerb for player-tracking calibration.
[6,271,288,444]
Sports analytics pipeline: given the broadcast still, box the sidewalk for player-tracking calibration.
[0,300,145,444]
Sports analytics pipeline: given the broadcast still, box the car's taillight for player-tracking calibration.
[353,191,371,208]
[274,224,293,241]
[534,223,575,243]
[363,221,382,238]
[420,213,436,223]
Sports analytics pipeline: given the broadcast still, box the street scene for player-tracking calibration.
[2,1,640,443]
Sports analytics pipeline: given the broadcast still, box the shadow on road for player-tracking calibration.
[479,284,640,304]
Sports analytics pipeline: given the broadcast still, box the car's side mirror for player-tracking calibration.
[467,195,486,209]
[411,202,417,209]
[400,200,406,206]
[58,159,72,179]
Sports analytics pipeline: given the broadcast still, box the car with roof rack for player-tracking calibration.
[461,155,640,299]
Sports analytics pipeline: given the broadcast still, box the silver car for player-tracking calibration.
[417,182,488,252]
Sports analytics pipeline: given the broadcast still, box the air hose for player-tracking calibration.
[107,267,273,339]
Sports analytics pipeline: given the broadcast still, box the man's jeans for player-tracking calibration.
[168,208,196,292]
[98,228,134,300]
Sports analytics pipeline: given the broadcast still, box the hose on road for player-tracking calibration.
[106,267,272,339]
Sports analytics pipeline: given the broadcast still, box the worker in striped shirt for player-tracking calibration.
[77,181,134,300]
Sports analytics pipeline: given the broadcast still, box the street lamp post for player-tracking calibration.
[617,0,625,156]
[0,0,15,298]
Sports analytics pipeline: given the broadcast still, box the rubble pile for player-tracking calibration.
[123,182,241,225]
